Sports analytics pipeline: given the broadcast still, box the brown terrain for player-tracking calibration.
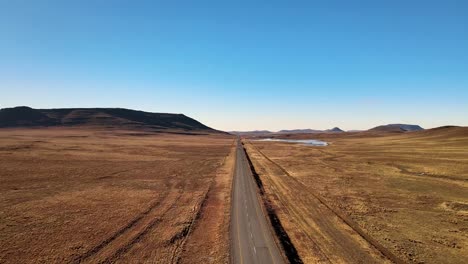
[0,105,235,264]
[243,126,468,264]
[2,105,467,264]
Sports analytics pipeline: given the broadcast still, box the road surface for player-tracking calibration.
[231,140,285,264]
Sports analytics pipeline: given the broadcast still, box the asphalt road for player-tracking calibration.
[231,140,285,264]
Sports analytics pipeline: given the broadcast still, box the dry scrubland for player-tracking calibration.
[0,128,234,263]
[245,127,468,264]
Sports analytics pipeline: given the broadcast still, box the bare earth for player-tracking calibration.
[244,127,468,264]
[0,128,234,263]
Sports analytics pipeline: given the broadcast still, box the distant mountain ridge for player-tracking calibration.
[230,127,345,135]
[278,127,345,133]
[0,106,217,132]
[229,130,272,135]
[369,124,424,132]
[231,124,426,135]
[277,129,322,134]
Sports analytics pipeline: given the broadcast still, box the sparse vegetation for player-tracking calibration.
[244,126,468,263]
[0,128,234,263]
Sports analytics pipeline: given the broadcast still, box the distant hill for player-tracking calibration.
[369,124,424,132]
[325,127,344,133]
[0,106,219,132]
[407,126,467,138]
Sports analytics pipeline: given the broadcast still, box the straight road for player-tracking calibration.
[231,140,285,264]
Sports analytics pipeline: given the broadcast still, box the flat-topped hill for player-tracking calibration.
[0,106,218,132]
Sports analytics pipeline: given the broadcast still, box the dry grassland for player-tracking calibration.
[0,128,234,263]
[245,127,468,264]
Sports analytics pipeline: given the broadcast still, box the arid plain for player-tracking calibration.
[0,128,235,263]
[244,126,468,264]
[1,106,467,264]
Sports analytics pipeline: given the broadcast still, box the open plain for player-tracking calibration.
[244,127,468,264]
[0,128,234,263]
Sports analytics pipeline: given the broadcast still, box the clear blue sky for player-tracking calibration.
[1,0,467,131]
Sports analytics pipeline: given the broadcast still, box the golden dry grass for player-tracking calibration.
[179,144,235,264]
[245,127,468,264]
[0,128,234,263]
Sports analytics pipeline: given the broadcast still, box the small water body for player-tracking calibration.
[255,138,328,146]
